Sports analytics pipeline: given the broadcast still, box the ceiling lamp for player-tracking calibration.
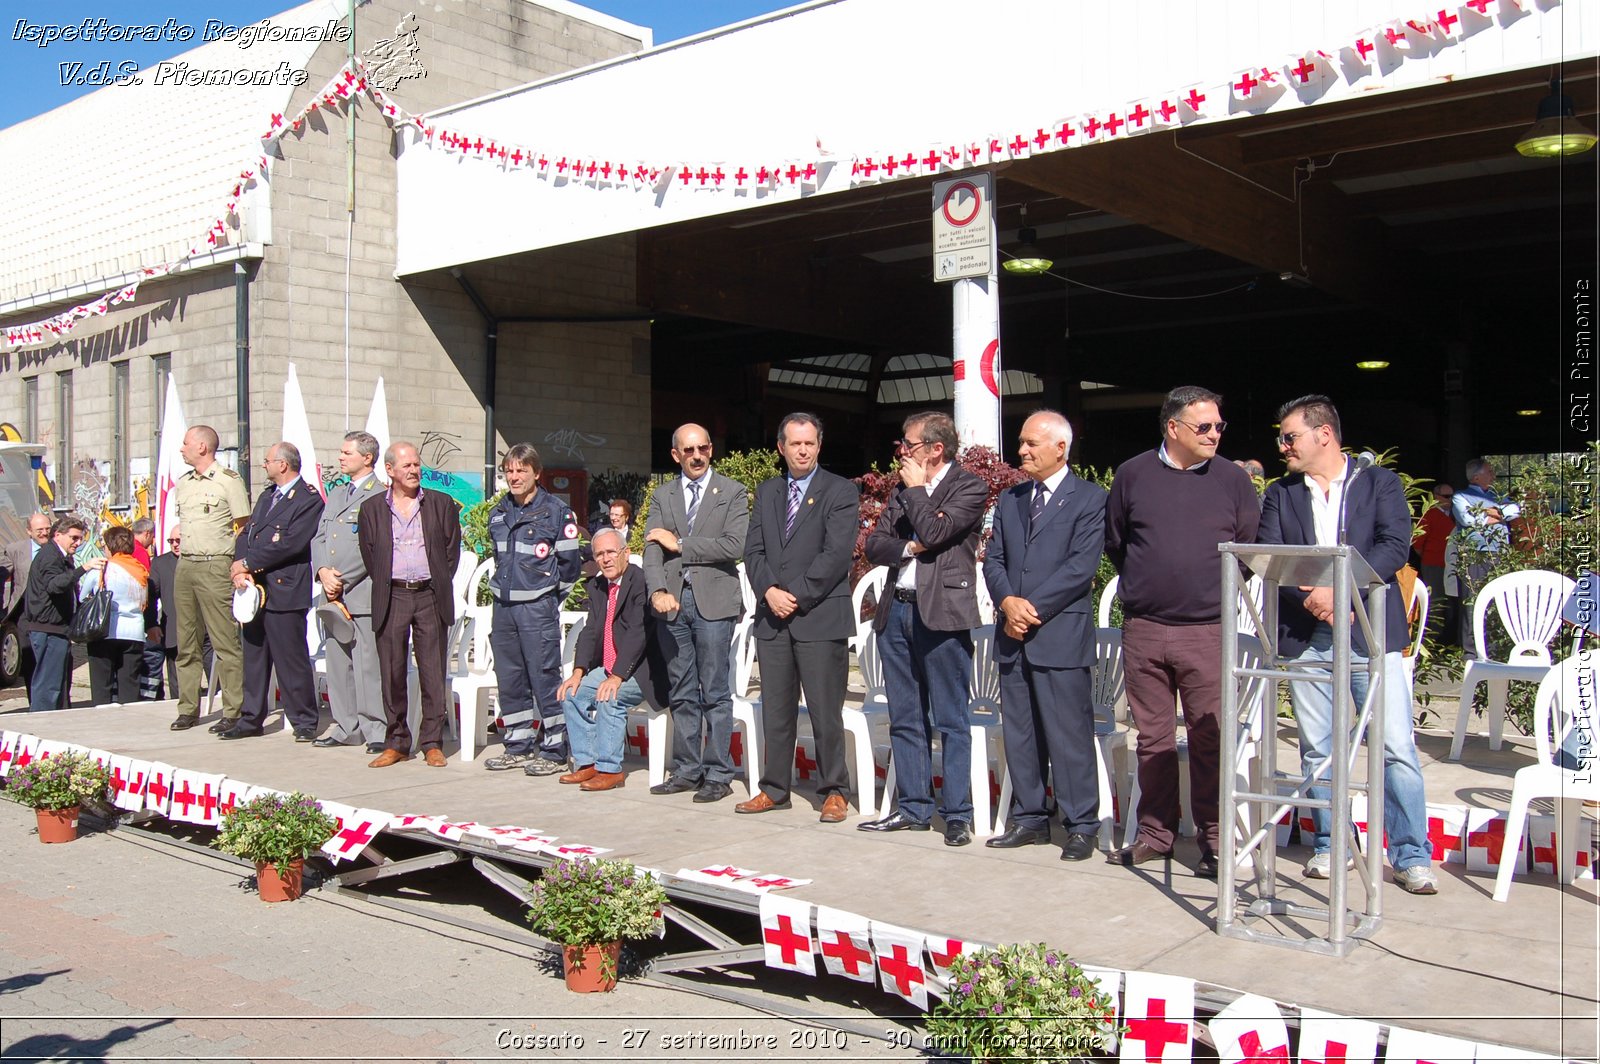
[1003,205,1053,275]
[1355,360,1390,371]
[1515,76,1599,158]
[1516,408,1543,417]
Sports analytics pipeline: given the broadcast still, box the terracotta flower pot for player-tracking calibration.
[255,859,305,902]
[35,807,79,844]
[562,942,621,992]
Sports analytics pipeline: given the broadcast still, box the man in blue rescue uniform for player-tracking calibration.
[483,443,582,776]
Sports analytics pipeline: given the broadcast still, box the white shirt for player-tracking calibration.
[1157,442,1210,471]
[1305,463,1350,547]
[895,462,951,592]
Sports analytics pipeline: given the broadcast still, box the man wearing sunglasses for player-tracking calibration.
[1106,386,1259,878]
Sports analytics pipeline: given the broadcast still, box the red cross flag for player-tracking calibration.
[12,734,42,771]
[107,756,150,812]
[144,761,176,817]
[1297,1007,1379,1064]
[1080,964,1123,1039]
[1527,813,1595,879]
[1120,971,1194,1064]
[168,770,226,826]
[552,843,612,859]
[388,813,446,834]
[793,740,819,781]
[1285,51,1334,94]
[217,778,252,818]
[1425,802,1470,863]
[759,892,816,977]
[733,874,812,893]
[1207,992,1290,1064]
[1381,19,1419,53]
[86,749,113,771]
[1385,1024,1478,1064]
[1121,100,1158,138]
[869,920,929,1009]
[0,731,19,777]
[815,905,875,983]
[429,819,478,841]
[1178,83,1211,120]
[510,835,562,855]
[36,739,84,760]
[674,865,760,886]
[923,935,973,999]
[1465,807,1527,874]
[322,807,392,863]
[470,825,544,846]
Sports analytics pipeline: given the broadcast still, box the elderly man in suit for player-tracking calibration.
[859,411,988,846]
[737,412,861,823]
[645,422,749,804]
[1260,393,1437,895]
[359,441,462,768]
[983,410,1108,862]
[555,528,664,790]
[142,524,183,700]
[223,442,325,741]
[310,431,387,753]
[4,512,53,698]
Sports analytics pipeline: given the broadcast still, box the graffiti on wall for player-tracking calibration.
[544,427,606,462]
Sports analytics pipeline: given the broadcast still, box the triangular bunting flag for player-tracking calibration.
[869,920,928,1009]
[815,906,875,983]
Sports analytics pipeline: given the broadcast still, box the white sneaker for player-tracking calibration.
[1305,852,1355,879]
[1394,865,1439,895]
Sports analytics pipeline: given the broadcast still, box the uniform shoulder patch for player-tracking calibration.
[221,468,241,478]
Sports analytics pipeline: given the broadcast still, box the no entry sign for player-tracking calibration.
[932,173,993,282]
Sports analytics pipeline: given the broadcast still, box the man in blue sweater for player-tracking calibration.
[1105,386,1259,877]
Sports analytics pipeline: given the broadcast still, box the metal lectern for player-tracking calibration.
[1216,542,1389,957]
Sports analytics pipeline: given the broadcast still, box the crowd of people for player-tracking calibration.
[8,392,1507,897]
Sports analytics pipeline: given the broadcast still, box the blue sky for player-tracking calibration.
[0,1,796,128]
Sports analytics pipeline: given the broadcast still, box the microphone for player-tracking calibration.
[1337,452,1378,545]
[1353,450,1377,473]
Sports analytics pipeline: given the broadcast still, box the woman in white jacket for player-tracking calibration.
[81,525,149,705]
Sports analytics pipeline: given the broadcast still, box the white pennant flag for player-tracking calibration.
[1385,1025,1478,1064]
[322,807,392,863]
[730,873,812,893]
[869,920,928,1009]
[814,906,875,983]
[1427,801,1470,863]
[1465,807,1528,874]
[388,813,445,833]
[1527,812,1595,879]
[1120,971,1194,1064]
[759,893,816,977]
[550,843,612,860]
[153,373,187,555]
[86,749,114,772]
[1297,1006,1379,1064]
[144,761,176,816]
[923,935,973,999]
[35,738,81,760]
[11,734,42,772]
[217,778,254,818]
[281,362,325,499]
[0,731,19,777]
[107,756,149,812]
[1081,964,1123,1044]
[167,770,226,825]
[1208,993,1290,1064]
[365,376,392,485]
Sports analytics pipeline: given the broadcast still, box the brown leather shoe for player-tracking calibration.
[819,794,849,823]
[367,748,413,768]
[1112,841,1173,867]
[560,765,597,785]
[423,748,447,768]
[735,792,791,814]
[579,770,626,791]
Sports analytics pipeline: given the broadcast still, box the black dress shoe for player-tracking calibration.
[170,715,200,731]
[311,736,345,749]
[207,719,233,734]
[365,742,386,755]
[944,821,973,847]
[1112,841,1174,867]
[293,729,316,743]
[649,775,700,796]
[692,780,733,804]
[857,811,931,833]
[218,724,265,740]
[1196,852,1219,879]
[1060,832,1097,861]
[985,824,1052,848]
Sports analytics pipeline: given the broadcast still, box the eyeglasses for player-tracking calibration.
[167,538,182,545]
[1176,420,1226,436]
[1277,430,1310,448]
[896,438,931,452]
[676,444,712,456]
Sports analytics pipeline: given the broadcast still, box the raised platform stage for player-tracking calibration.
[4,698,1595,1059]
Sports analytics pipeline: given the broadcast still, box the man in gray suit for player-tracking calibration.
[4,513,52,697]
[310,431,387,753]
[644,423,750,804]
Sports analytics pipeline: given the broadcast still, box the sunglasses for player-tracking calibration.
[1277,430,1311,447]
[167,538,182,545]
[896,438,931,451]
[1177,420,1227,435]
[676,444,712,456]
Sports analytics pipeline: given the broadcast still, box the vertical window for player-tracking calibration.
[22,378,38,442]
[112,361,130,506]
[152,355,170,459]
[55,371,72,504]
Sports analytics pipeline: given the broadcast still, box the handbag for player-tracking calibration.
[68,575,115,644]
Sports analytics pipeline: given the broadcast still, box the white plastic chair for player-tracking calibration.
[1096,575,1120,628]
[840,622,887,817]
[1401,580,1431,686]
[728,616,762,798]
[1493,651,1600,902]
[1449,570,1575,760]
[451,557,497,761]
[559,613,587,680]
[849,566,889,656]
[736,561,756,619]
[1089,628,1130,851]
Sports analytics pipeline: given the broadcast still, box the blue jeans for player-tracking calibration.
[562,669,644,774]
[878,595,974,825]
[28,631,72,712]
[662,585,736,784]
[1288,627,1431,871]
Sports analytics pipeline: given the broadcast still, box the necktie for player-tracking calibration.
[1030,482,1048,531]
[602,582,619,674]
[685,480,702,532]
[785,480,802,539]
[266,489,283,515]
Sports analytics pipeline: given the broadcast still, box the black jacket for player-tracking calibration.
[23,540,84,634]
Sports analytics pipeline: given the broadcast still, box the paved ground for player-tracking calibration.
[0,802,928,1063]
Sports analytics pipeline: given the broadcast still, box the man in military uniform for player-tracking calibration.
[170,425,251,731]
[310,431,388,752]
[482,443,582,776]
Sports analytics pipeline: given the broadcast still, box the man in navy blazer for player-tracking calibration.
[1259,394,1437,895]
[737,412,861,823]
[224,442,326,740]
[982,410,1108,861]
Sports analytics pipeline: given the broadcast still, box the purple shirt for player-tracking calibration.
[388,488,430,582]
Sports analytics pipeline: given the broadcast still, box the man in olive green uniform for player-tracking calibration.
[170,425,251,731]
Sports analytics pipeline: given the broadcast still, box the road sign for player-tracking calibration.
[932,173,993,282]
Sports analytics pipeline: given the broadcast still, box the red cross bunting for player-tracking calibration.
[1425,817,1461,859]
[471,138,484,154]
[1056,120,1076,144]
[1238,1029,1290,1064]
[1468,818,1509,861]
[554,157,569,174]
[923,149,941,170]
[625,725,647,757]
[695,166,710,185]
[1303,1040,1348,1064]
[1435,8,1459,32]
[764,915,810,965]
[270,113,284,129]
[733,167,750,185]
[966,141,982,160]
[702,866,743,878]
[821,931,873,976]
[438,820,476,835]
[756,165,772,184]
[928,938,966,969]
[1128,103,1151,128]
[147,772,170,806]
[1084,116,1103,138]
[861,157,879,177]
[895,154,913,173]
[794,746,819,780]
[170,781,198,817]
[882,155,900,176]
[584,160,599,178]
[711,167,726,185]
[108,765,125,794]
[1184,88,1206,111]
[597,160,612,178]
[1290,57,1318,83]
[1127,999,1188,1062]
[510,148,523,166]
[943,145,961,164]
[126,770,147,797]
[878,944,924,996]
[1384,26,1407,45]
[1032,127,1050,149]
[1235,71,1260,97]
[537,155,549,171]
[784,164,802,183]
[197,783,220,821]
[1008,134,1028,155]
[1104,111,1125,136]
[1464,0,1492,12]
[332,820,378,854]
[556,845,598,856]
[1406,19,1433,36]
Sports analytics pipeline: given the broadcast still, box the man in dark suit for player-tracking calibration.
[1259,394,1437,895]
[224,442,325,741]
[858,411,987,846]
[645,422,749,804]
[982,410,1108,861]
[555,528,665,790]
[4,512,53,698]
[142,524,182,700]
[737,412,861,823]
[358,441,462,768]
[23,515,107,712]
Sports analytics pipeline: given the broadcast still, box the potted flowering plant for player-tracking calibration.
[5,751,110,844]
[925,942,1122,1062]
[524,857,668,992]
[212,791,338,902]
